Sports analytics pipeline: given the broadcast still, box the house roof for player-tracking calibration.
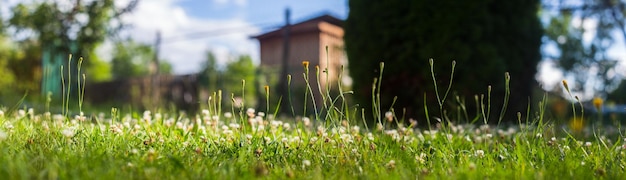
[251,14,343,41]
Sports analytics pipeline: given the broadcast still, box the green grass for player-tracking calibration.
[0,58,625,179]
[0,108,624,179]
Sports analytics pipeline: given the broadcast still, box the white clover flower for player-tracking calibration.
[283,123,291,131]
[246,108,255,117]
[53,114,65,122]
[257,112,265,117]
[229,123,241,130]
[17,109,26,118]
[475,150,485,158]
[0,110,4,117]
[0,129,7,140]
[254,116,264,125]
[535,133,542,138]
[62,128,75,138]
[585,142,592,147]
[143,111,152,121]
[376,123,384,131]
[386,160,396,168]
[302,159,311,167]
[245,134,253,140]
[416,153,427,164]
[485,134,493,138]
[385,111,393,122]
[351,126,360,133]
[4,122,13,130]
[224,112,233,119]
[302,117,311,127]
[367,133,374,141]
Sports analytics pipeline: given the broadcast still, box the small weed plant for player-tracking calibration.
[0,55,624,179]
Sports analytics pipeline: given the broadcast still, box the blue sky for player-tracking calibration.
[108,0,348,74]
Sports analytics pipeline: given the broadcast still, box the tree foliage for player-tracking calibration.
[110,39,171,79]
[543,0,625,97]
[198,52,257,108]
[0,35,17,96]
[345,0,543,124]
[6,0,138,91]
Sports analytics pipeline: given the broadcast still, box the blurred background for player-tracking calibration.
[0,0,625,126]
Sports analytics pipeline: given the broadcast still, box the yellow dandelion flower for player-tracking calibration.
[593,97,603,112]
[302,61,309,68]
[569,117,584,133]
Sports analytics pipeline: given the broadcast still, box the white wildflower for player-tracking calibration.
[62,128,75,138]
[17,109,26,118]
[302,117,311,127]
[386,160,396,168]
[4,122,13,130]
[247,108,255,117]
[224,112,232,119]
[475,150,485,158]
[302,159,311,167]
[585,142,592,147]
[229,123,241,130]
[376,123,384,131]
[351,126,360,134]
[385,111,393,122]
[0,129,6,140]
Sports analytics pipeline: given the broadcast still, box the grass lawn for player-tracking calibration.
[1,61,624,179]
[0,106,624,179]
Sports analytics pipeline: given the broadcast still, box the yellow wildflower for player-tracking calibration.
[593,97,603,112]
[569,117,584,133]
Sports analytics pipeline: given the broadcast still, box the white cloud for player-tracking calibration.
[115,0,260,74]
[213,0,247,6]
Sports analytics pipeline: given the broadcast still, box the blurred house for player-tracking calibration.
[252,14,349,88]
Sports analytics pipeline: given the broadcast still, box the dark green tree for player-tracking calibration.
[345,0,543,124]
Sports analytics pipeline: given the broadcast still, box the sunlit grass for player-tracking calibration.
[0,56,625,179]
